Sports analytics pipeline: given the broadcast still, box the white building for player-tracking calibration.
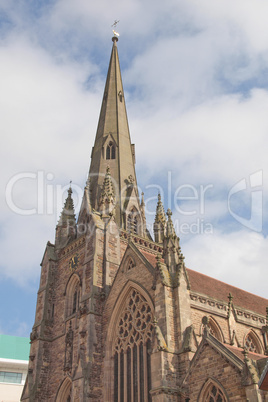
[0,334,30,402]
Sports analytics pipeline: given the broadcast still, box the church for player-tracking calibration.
[21,36,268,402]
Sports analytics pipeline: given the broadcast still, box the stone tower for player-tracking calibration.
[21,37,268,402]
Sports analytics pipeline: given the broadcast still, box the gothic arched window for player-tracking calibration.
[244,331,261,354]
[56,377,72,402]
[201,316,223,342]
[106,141,116,160]
[203,384,226,401]
[207,318,222,342]
[127,258,135,271]
[199,379,228,402]
[113,289,153,402]
[65,275,80,317]
[72,290,78,314]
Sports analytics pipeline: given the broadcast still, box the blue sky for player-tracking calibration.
[1,0,267,337]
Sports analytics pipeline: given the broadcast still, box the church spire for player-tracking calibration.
[87,37,145,235]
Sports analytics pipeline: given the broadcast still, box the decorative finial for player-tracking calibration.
[111,20,120,40]
[68,181,72,194]
[167,209,172,218]
[141,192,145,206]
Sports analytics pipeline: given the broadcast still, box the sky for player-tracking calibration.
[0,0,268,337]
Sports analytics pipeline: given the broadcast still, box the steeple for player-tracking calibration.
[87,37,145,236]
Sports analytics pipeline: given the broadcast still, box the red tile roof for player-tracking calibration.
[137,248,267,317]
[139,250,160,267]
[225,344,266,361]
[187,268,267,316]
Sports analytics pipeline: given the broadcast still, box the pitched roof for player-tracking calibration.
[187,268,267,316]
[137,248,267,316]
[0,334,30,361]
[225,344,266,361]
[138,249,159,267]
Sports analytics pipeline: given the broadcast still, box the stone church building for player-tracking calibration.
[21,37,268,401]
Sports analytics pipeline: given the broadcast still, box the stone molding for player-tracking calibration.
[190,292,266,327]
[59,236,86,259]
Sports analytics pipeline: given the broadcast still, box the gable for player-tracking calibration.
[182,338,246,400]
[103,243,155,342]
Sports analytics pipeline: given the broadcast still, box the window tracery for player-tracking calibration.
[201,316,222,342]
[127,258,135,271]
[244,332,260,353]
[199,379,227,402]
[113,289,153,402]
[106,141,116,160]
[207,321,220,341]
[203,384,226,401]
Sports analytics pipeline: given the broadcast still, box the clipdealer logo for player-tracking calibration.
[228,170,263,232]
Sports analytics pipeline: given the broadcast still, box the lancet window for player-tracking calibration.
[113,289,153,402]
[65,276,80,317]
[127,258,135,271]
[72,290,78,314]
[106,141,116,160]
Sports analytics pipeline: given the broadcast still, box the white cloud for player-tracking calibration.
[133,89,268,192]
[0,0,267,321]
[183,229,268,298]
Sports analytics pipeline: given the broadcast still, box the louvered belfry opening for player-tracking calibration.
[113,289,153,402]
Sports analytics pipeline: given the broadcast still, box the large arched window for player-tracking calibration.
[113,289,153,402]
[106,141,116,160]
[65,275,80,317]
[199,378,228,402]
[244,330,262,354]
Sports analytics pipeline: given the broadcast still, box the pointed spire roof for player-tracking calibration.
[99,166,116,217]
[154,193,167,243]
[55,185,77,248]
[58,186,76,226]
[87,37,143,232]
[166,209,176,238]
[155,194,166,225]
[100,166,115,201]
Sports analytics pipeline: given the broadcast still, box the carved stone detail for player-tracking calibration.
[64,322,74,372]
